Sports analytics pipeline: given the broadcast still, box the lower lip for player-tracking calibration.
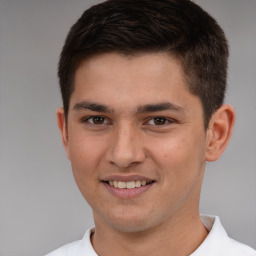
[103,182,154,199]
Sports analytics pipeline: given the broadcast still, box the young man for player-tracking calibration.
[46,0,256,255]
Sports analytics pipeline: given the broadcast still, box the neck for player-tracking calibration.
[91,211,208,256]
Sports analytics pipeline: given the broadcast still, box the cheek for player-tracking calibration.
[149,136,192,164]
[149,135,205,210]
[68,130,101,163]
[68,140,100,202]
[67,133,104,186]
[149,132,206,178]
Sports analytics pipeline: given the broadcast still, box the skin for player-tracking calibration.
[57,52,235,256]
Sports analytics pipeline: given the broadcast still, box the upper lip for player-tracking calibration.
[101,174,155,182]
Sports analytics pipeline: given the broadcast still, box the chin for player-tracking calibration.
[103,210,158,233]
[109,220,152,233]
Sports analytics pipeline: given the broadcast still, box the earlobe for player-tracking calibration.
[56,107,70,159]
[205,104,235,162]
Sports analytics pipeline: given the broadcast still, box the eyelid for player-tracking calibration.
[145,116,175,125]
[80,115,176,126]
[81,115,112,125]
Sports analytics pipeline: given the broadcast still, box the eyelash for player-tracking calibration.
[82,116,110,125]
[81,115,174,126]
[146,117,174,126]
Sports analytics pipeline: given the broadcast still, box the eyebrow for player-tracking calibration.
[72,101,113,113]
[136,102,185,114]
[72,101,185,114]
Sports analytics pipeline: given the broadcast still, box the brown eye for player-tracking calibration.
[85,116,107,125]
[92,116,105,124]
[152,117,168,125]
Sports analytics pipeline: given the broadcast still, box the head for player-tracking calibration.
[56,0,235,235]
[58,0,229,129]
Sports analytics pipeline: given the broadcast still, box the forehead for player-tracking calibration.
[71,52,201,114]
[76,52,185,81]
[74,52,186,92]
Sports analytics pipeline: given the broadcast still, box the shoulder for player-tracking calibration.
[229,238,256,256]
[193,215,256,256]
[44,240,82,256]
[44,227,96,256]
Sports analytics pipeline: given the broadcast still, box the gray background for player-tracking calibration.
[0,0,255,255]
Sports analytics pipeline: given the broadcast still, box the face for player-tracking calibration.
[59,53,212,233]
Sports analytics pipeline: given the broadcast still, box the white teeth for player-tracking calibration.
[118,181,126,189]
[108,180,149,189]
[126,181,135,189]
[135,180,141,187]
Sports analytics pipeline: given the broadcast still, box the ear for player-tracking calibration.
[56,107,70,159]
[205,104,235,162]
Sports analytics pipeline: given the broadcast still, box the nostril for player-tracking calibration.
[109,160,142,168]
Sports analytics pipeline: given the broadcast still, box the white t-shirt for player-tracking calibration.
[45,215,256,256]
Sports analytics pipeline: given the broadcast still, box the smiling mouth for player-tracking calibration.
[105,180,154,189]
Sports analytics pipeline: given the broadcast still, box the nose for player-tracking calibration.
[106,122,146,168]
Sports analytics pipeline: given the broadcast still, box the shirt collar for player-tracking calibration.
[191,215,234,255]
[82,215,235,256]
